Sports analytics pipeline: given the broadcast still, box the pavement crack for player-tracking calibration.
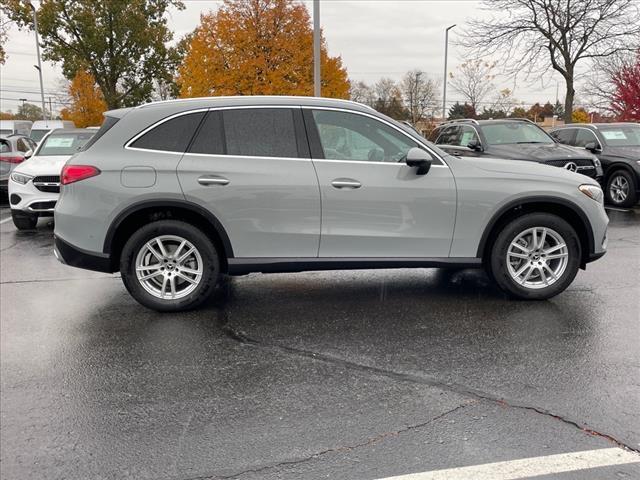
[199,402,474,480]
[219,321,640,456]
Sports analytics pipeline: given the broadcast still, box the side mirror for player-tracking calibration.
[467,139,482,151]
[24,149,33,159]
[584,142,601,153]
[405,148,432,175]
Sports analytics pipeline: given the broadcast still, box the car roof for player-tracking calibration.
[105,95,375,118]
[550,122,638,131]
[46,128,96,136]
[437,118,538,128]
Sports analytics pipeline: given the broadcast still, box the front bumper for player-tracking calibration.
[8,176,59,215]
[54,235,114,273]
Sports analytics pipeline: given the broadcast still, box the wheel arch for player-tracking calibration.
[603,162,637,187]
[104,200,234,272]
[477,196,595,268]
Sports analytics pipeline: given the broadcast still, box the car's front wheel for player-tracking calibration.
[120,220,220,312]
[489,213,581,300]
[606,170,637,208]
[11,210,38,230]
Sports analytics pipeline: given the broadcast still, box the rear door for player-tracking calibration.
[177,107,321,258]
[305,108,456,258]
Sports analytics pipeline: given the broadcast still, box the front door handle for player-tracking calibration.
[198,175,230,186]
[331,178,361,189]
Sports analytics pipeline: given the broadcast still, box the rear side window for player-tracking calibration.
[0,140,10,153]
[189,111,225,155]
[130,112,205,152]
[550,129,575,145]
[223,108,298,158]
[82,116,120,151]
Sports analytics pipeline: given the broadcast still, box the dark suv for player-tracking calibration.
[430,119,603,181]
[549,123,640,207]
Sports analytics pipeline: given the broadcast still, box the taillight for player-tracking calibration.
[1,156,24,164]
[61,165,101,185]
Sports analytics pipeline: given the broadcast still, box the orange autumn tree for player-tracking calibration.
[178,0,350,98]
[61,70,108,127]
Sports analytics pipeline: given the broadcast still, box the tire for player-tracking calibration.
[120,220,220,312]
[11,210,38,230]
[605,170,637,208]
[489,213,581,300]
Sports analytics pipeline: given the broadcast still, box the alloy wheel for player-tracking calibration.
[609,175,629,204]
[506,227,569,290]
[135,235,203,300]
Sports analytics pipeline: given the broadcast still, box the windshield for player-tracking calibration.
[599,125,640,147]
[36,131,95,156]
[30,129,50,143]
[481,123,554,145]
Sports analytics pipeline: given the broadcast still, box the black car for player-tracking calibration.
[549,123,640,207]
[430,119,603,182]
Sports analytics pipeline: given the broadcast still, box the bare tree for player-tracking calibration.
[490,88,518,115]
[373,77,408,119]
[458,0,640,123]
[349,80,376,106]
[449,59,496,111]
[400,70,440,124]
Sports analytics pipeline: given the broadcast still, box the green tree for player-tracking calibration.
[14,103,49,122]
[510,106,527,118]
[447,102,476,120]
[1,0,184,109]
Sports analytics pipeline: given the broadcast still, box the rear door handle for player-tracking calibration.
[331,178,361,189]
[198,175,229,186]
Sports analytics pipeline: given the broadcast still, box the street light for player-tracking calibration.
[442,24,456,121]
[28,2,47,121]
[313,0,321,97]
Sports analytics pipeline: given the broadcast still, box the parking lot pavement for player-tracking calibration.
[1,205,639,480]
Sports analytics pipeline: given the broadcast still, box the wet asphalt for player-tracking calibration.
[0,203,639,479]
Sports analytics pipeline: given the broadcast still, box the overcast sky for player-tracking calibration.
[0,0,566,115]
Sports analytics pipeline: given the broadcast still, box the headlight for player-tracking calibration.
[10,172,33,185]
[579,184,604,204]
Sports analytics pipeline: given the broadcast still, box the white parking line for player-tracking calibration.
[0,216,13,224]
[375,448,640,480]
[605,206,631,212]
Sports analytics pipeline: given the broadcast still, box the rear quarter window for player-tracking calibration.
[129,112,205,153]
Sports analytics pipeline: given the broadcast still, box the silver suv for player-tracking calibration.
[54,96,609,311]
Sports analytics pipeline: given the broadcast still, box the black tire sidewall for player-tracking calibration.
[490,213,581,300]
[120,220,220,312]
[606,170,637,208]
[11,211,38,230]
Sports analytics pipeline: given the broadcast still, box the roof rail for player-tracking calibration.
[507,117,537,124]
[441,118,480,125]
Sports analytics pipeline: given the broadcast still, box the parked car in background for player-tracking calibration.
[0,120,32,137]
[9,128,95,229]
[54,96,608,311]
[430,118,603,181]
[549,123,640,207]
[29,120,76,143]
[1,134,37,194]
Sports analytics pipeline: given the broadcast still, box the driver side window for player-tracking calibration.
[311,110,418,162]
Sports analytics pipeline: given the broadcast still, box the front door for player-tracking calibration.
[305,109,456,258]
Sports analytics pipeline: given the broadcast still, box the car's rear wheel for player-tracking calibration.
[489,213,581,300]
[606,170,637,208]
[120,220,220,312]
[11,210,38,230]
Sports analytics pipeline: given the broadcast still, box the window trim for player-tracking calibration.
[124,104,449,168]
[302,106,448,168]
[125,105,306,157]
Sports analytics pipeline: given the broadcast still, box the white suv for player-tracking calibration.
[9,128,95,230]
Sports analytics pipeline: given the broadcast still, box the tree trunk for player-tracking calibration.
[564,78,575,124]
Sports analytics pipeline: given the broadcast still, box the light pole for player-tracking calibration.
[442,24,456,121]
[29,2,47,121]
[313,0,321,97]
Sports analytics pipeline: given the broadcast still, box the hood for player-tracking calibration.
[605,145,640,160]
[488,142,595,161]
[13,155,70,177]
[460,155,599,185]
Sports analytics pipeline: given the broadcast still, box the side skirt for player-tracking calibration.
[227,257,482,275]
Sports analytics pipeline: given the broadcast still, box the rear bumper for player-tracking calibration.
[54,235,114,273]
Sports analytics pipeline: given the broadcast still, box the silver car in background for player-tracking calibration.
[53,96,608,311]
